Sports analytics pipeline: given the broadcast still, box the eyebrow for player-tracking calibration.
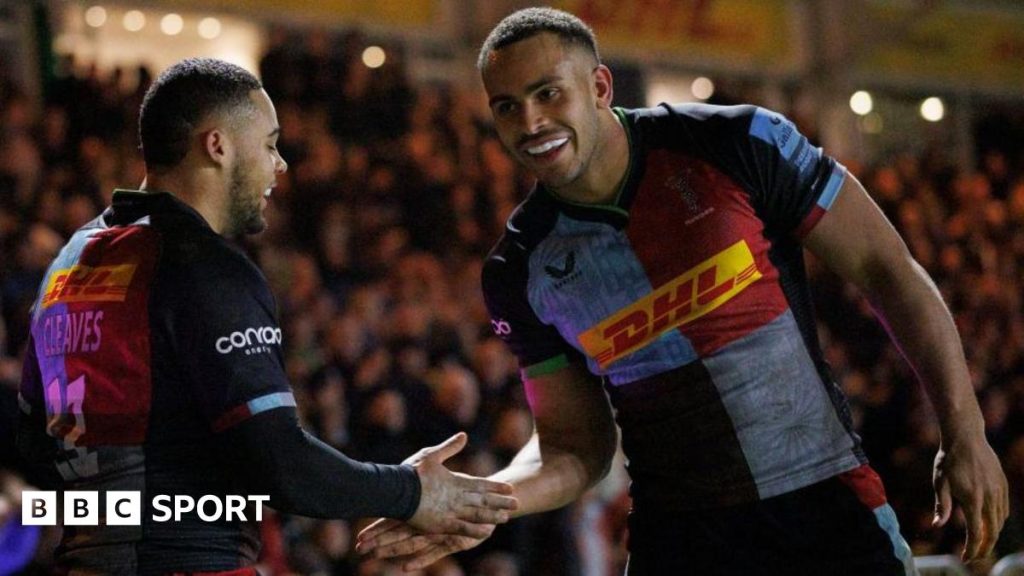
[267,127,281,138]
[488,75,561,107]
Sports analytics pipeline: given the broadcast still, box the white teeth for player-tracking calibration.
[527,138,568,155]
[263,188,272,198]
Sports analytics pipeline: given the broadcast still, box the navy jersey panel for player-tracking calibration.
[481,104,866,511]
[18,191,292,574]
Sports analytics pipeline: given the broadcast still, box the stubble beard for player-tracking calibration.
[227,162,266,236]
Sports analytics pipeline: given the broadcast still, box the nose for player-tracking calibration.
[275,153,288,175]
[520,101,547,135]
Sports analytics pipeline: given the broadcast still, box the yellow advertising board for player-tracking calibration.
[551,0,800,72]
[154,0,437,27]
[855,2,1024,92]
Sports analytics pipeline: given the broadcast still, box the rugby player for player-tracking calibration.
[18,58,516,575]
[356,8,1007,575]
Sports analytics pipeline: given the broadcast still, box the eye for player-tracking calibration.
[537,87,559,102]
[493,101,517,117]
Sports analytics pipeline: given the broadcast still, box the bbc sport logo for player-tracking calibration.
[22,491,270,525]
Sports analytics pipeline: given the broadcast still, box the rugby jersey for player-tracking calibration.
[482,104,865,511]
[18,191,418,574]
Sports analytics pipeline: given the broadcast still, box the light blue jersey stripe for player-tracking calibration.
[247,391,297,416]
[817,164,847,210]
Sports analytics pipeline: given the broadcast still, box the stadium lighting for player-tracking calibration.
[849,91,873,116]
[84,6,107,28]
[692,77,715,100]
[921,97,945,122]
[123,10,145,32]
[362,46,386,69]
[160,14,184,36]
[198,17,222,39]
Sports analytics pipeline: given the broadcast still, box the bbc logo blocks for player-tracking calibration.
[23,490,140,526]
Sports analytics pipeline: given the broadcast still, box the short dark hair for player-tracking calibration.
[139,58,262,169]
[478,7,599,70]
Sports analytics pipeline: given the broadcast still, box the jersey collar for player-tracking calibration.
[535,107,644,229]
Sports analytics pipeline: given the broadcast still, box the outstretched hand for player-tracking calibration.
[403,433,518,539]
[932,435,1008,563]
[356,518,492,572]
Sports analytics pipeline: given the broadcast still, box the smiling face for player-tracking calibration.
[482,33,609,191]
[225,89,287,236]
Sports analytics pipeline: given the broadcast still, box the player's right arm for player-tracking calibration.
[167,239,514,535]
[222,411,514,536]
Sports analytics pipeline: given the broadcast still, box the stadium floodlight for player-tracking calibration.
[198,17,222,39]
[850,91,873,116]
[362,46,386,69]
[160,14,184,36]
[692,77,715,100]
[85,6,107,28]
[921,97,945,122]
[123,10,145,32]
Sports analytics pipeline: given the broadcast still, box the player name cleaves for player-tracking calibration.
[578,240,761,369]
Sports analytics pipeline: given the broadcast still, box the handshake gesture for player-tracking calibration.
[389,432,516,567]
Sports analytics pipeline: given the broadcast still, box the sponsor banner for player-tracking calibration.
[854,1,1024,92]
[215,326,283,355]
[41,264,137,308]
[552,0,801,72]
[151,0,437,27]
[579,239,761,369]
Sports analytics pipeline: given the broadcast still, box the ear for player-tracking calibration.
[593,64,614,109]
[201,128,232,167]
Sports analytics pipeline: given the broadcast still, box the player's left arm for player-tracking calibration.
[804,173,1009,562]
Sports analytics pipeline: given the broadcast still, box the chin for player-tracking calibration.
[246,220,267,235]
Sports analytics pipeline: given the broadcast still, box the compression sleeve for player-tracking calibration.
[219,406,421,520]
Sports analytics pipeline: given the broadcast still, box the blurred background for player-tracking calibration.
[0,0,1023,574]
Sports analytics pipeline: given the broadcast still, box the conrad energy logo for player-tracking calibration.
[578,240,761,368]
[215,326,283,355]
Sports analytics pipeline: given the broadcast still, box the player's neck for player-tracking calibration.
[550,109,629,206]
[142,167,228,234]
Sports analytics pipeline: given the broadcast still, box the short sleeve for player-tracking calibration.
[169,248,294,433]
[668,104,847,241]
[481,246,584,378]
[743,107,847,238]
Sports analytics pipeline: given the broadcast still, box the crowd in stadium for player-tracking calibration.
[2,27,1024,575]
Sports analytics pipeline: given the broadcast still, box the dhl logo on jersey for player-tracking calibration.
[41,264,137,308]
[578,240,761,369]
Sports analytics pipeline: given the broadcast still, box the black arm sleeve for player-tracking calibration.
[219,406,421,520]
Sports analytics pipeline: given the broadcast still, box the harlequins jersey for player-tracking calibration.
[482,104,864,511]
[19,191,294,574]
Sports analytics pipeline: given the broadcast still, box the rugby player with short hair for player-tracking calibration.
[18,57,516,576]
[357,8,1007,574]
